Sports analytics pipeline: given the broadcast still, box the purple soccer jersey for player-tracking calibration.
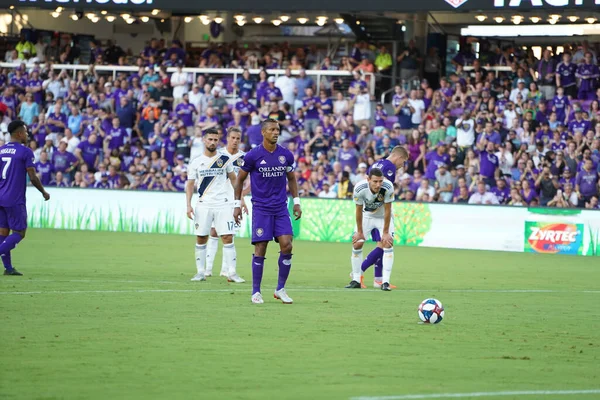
[556,62,577,88]
[0,142,35,231]
[241,144,295,243]
[479,150,499,179]
[370,159,397,183]
[35,161,53,185]
[176,103,196,127]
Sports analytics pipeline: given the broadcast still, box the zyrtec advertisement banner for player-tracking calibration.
[524,222,584,255]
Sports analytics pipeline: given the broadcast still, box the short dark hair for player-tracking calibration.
[369,168,383,178]
[227,126,242,136]
[260,118,279,131]
[7,120,26,136]
[204,128,219,136]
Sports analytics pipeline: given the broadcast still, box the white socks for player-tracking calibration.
[351,248,363,282]
[205,236,219,273]
[223,243,236,276]
[382,247,394,284]
[195,244,207,274]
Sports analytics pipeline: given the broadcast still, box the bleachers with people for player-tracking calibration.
[0,36,599,209]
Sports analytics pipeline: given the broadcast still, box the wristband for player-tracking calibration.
[293,197,300,206]
[233,200,241,208]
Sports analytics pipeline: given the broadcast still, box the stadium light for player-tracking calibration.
[548,17,558,24]
[91,17,99,23]
[51,11,60,18]
[234,14,245,21]
[253,16,264,24]
[184,16,193,23]
[334,18,344,24]
[86,12,96,20]
[475,14,487,22]
[200,17,211,25]
[236,20,246,26]
[585,17,597,24]
[106,15,116,22]
[529,16,541,23]
[70,13,79,21]
[125,17,135,24]
[356,20,361,25]
[511,15,524,25]
[55,7,63,12]
[316,18,327,26]
[493,16,505,23]
[272,19,282,26]
[100,10,107,15]
[121,13,131,19]
[297,17,308,24]
[567,15,579,22]
[279,15,290,22]
[140,16,150,22]
[214,16,224,24]
[549,14,561,21]
[151,9,160,16]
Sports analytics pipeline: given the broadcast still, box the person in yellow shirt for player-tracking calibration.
[375,46,393,92]
[15,35,36,60]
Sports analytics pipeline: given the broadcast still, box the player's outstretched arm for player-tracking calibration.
[185,179,195,220]
[27,167,50,201]
[234,170,249,224]
[287,171,302,220]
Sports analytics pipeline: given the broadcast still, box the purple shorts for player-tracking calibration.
[251,207,293,244]
[0,204,28,231]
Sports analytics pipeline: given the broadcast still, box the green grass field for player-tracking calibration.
[0,229,599,400]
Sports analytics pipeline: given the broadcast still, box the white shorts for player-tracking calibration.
[360,215,395,242]
[195,205,235,236]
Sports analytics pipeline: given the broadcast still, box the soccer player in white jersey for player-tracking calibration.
[205,127,249,282]
[186,128,239,282]
[345,168,395,291]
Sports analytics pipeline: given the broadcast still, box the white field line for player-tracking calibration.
[351,389,600,400]
[0,287,598,296]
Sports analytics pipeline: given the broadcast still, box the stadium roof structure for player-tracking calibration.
[7,0,600,13]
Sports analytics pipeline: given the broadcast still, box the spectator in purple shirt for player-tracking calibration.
[35,151,53,185]
[106,117,128,151]
[424,142,450,183]
[175,93,197,133]
[52,140,78,175]
[477,140,500,187]
[262,77,283,105]
[46,103,67,134]
[234,94,257,127]
[576,159,599,204]
[302,88,320,135]
[75,133,101,170]
[337,139,360,172]
[26,70,44,105]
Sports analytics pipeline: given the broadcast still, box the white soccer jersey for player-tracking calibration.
[353,179,395,218]
[219,148,245,201]
[188,153,234,207]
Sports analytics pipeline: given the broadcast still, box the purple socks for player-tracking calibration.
[0,235,12,271]
[361,247,383,272]
[252,255,265,294]
[277,253,293,291]
[0,234,21,269]
[374,257,383,279]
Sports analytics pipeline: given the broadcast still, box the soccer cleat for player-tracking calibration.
[219,271,229,278]
[190,273,206,281]
[374,280,397,289]
[381,282,392,291]
[360,275,367,289]
[205,271,213,277]
[227,274,246,283]
[274,288,293,304]
[251,292,264,304]
[345,280,361,289]
[3,269,22,276]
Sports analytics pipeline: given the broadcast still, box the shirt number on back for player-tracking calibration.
[1,157,11,180]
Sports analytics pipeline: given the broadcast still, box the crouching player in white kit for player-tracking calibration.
[205,127,249,282]
[186,127,244,282]
[345,168,395,291]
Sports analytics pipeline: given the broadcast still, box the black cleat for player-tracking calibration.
[381,282,391,291]
[345,280,361,289]
[4,269,23,276]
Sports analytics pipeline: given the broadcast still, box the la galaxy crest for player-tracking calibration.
[216,158,224,167]
[278,156,286,164]
[377,194,384,202]
[238,159,244,166]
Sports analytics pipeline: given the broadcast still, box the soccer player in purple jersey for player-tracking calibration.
[359,146,408,289]
[234,119,301,304]
[0,121,50,276]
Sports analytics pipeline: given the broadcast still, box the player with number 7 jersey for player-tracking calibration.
[0,120,50,276]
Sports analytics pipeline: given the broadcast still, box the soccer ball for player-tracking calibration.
[418,298,444,324]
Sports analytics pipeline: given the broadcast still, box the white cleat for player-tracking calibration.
[228,274,246,283]
[219,271,229,278]
[191,273,206,281]
[373,280,382,289]
[274,288,293,304]
[251,292,264,304]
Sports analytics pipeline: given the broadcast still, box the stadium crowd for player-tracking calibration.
[1,35,600,209]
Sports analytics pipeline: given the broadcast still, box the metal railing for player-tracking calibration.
[0,62,376,98]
